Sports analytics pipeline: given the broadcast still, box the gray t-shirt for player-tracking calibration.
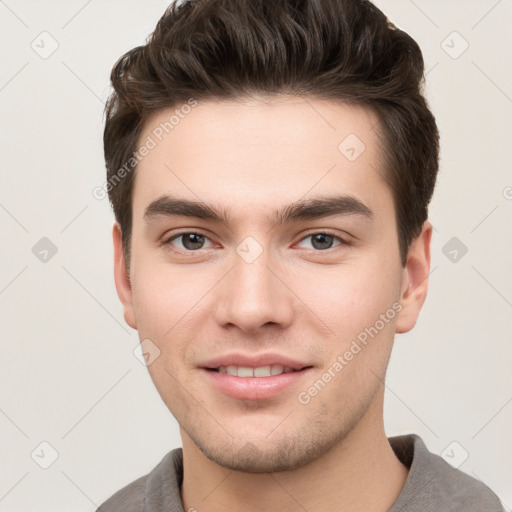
[96,434,504,511]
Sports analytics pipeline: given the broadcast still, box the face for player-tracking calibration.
[113,95,431,472]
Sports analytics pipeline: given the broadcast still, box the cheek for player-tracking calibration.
[131,259,208,337]
[294,259,400,331]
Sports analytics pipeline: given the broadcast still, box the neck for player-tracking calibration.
[180,392,408,512]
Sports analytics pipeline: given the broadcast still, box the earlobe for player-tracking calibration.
[112,222,137,330]
[395,221,433,334]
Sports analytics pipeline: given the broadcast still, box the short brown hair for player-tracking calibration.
[104,0,439,270]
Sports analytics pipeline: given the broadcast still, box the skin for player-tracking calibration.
[113,95,432,512]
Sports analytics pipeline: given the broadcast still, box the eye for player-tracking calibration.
[162,230,350,253]
[297,232,350,251]
[163,232,214,251]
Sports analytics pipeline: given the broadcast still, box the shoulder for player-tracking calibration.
[389,434,504,511]
[96,474,146,512]
[96,448,184,512]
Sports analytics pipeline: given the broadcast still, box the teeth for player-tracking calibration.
[217,364,297,377]
[254,366,271,377]
[226,365,238,376]
[237,366,254,377]
[271,365,284,375]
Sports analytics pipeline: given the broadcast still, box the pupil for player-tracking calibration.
[184,233,204,250]
[312,233,333,250]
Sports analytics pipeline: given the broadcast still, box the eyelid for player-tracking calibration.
[162,230,215,249]
[162,229,351,252]
[295,230,352,249]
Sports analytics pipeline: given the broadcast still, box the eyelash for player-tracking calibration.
[162,231,351,253]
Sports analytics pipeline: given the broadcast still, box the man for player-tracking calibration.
[97,0,504,510]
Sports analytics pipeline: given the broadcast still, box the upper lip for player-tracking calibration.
[200,352,312,370]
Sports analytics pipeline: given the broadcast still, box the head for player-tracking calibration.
[106,0,439,472]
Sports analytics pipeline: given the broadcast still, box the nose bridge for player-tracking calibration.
[214,240,294,332]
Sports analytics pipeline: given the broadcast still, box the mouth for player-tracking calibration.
[204,364,311,377]
[200,363,314,400]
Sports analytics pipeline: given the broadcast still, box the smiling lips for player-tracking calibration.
[200,353,313,400]
[214,365,300,377]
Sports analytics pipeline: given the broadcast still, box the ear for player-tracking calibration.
[395,221,432,334]
[112,222,137,330]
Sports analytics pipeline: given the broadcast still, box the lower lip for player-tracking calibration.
[201,368,312,400]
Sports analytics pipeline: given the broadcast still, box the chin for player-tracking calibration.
[186,425,342,474]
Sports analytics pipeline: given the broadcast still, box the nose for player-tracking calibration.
[213,246,295,334]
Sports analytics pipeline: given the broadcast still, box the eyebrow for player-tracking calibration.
[143,194,373,226]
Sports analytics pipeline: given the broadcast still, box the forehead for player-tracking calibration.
[132,96,390,224]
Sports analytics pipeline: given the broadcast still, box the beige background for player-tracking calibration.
[1,0,511,510]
